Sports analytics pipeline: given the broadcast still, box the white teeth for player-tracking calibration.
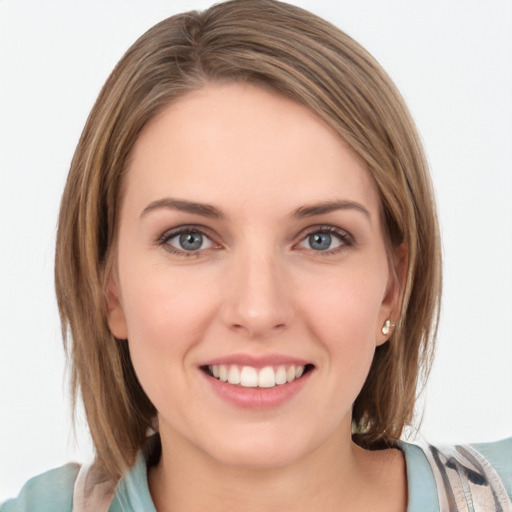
[258,366,276,388]
[275,365,287,385]
[227,365,241,385]
[240,366,259,387]
[208,363,309,388]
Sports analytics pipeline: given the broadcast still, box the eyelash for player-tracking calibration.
[157,224,354,257]
[297,225,354,255]
[158,225,219,257]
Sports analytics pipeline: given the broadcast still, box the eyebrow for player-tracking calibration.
[292,200,371,220]
[140,197,371,222]
[140,198,224,219]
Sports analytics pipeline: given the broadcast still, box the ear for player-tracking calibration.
[105,273,128,340]
[376,243,408,346]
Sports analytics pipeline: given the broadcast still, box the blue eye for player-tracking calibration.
[165,230,214,252]
[298,228,349,252]
[308,233,333,251]
[178,232,203,251]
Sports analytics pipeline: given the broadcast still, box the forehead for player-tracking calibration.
[125,82,380,218]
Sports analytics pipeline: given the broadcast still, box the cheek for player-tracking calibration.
[301,269,385,339]
[119,267,222,417]
[118,264,219,368]
[296,265,387,393]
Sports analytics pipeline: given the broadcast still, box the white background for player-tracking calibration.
[1,0,511,501]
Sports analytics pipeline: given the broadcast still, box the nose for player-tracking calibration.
[220,248,294,339]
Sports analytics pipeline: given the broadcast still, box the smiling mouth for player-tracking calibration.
[201,364,314,389]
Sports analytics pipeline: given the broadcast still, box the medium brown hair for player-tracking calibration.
[55,0,441,480]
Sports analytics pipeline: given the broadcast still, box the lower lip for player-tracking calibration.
[202,370,312,409]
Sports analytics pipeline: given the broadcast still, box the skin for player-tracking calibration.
[107,83,407,511]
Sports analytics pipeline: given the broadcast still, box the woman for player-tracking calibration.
[1,1,510,511]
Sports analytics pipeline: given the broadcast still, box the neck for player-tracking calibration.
[148,425,407,512]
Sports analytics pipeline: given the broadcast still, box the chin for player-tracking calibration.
[215,447,302,471]
[199,428,314,470]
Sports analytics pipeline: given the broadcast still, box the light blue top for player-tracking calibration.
[2,438,511,511]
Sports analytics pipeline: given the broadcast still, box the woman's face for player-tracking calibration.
[108,83,400,469]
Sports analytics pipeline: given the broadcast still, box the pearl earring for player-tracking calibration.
[381,319,394,336]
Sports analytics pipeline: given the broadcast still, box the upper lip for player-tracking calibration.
[200,353,312,369]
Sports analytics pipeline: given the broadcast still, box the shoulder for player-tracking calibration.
[417,437,512,511]
[0,463,80,512]
[470,437,512,500]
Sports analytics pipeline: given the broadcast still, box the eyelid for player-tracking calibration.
[156,223,353,256]
[294,225,354,253]
[157,224,222,255]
